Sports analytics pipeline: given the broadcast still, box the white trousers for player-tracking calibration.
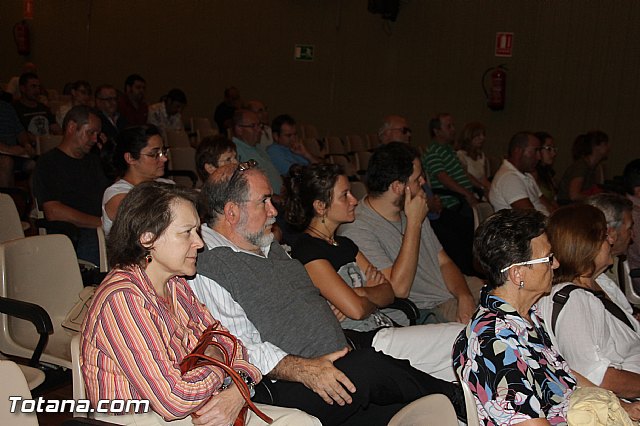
[372,322,466,382]
[93,403,321,426]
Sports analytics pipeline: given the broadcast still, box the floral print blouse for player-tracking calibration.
[452,288,577,425]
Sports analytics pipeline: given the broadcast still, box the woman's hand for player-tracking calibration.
[364,264,387,287]
[192,382,246,426]
[620,400,640,422]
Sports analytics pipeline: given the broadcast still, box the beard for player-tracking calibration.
[238,214,275,248]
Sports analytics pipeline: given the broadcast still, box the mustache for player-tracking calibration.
[265,218,276,227]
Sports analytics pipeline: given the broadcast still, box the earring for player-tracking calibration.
[519,281,524,290]
[321,214,325,224]
[145,253,153,264]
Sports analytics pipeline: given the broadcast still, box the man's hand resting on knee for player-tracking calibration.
[267,347,356,405]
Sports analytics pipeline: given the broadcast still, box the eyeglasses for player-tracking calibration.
[389,127,412,135]
[500,253,554,273]
[140,147,169,160]
[228,160,258,188]
[238,123,260,129]
[541,146,558,153]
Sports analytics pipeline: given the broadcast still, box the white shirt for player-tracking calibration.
[189,225,287,375]
[538,279,640,385]
[489,159,550,215]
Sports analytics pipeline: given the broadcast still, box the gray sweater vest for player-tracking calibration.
[197,242,348,358]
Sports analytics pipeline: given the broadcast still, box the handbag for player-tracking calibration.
[567,386,634,426]
[179,323,273,426]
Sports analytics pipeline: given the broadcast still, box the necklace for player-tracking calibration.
[307,225,339,246]
[366,198,404,236]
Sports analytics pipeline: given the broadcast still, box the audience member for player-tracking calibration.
[423,113,478,212]
[557,130,609,204]
[538,204,640,399]
[340,143,481,324]
[452,209,577,425]
[624,159,640,291]
[148,88,187,138]
[33,105,109,265]
[56,80,92,126]
[118,73,148,125]
[195,134,238,182]
[232,109,283,194]
[13,72,62,142]
[378,114,411,145]
[83,181,317,425]
[246,99,273,149]
[456,121,491,195]
[0,99,34,187]
[287,163,464,378]
[268,114,320,176]
[214,86,240,133]
[101,125,173,235]
[94,84,126,143]
[532,131,559,201]
[5,62,37,101]
[190,164,466,425]
[489,131,557,214]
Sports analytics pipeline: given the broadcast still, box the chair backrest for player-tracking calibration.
[326,136,346,154]
[346,135,366,152]
[388,394,457,426]
[622,259,640,305]
[472,202,494,230]
[0,194,25,243]
[0,360,39,426]
[461,380,481,426]
[36,134,62,155]
[355,151,373,172]
[350,181,367,201]
[0,235,84,368]
[70,334,89,418]
[165,129,191,148]
[96,227,108,273]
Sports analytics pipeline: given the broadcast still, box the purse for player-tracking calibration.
[179,323,273,426]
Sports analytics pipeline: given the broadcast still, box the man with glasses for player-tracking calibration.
[190,163,466,426]
[232,108,283,195]
[33,105,109,265]
[489,131,557,215]
[95,84,127,143]
[378,114,412,144]
[268,114,321,177]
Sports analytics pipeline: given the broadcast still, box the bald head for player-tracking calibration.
[233,109,262,146]
[378,115,411,144]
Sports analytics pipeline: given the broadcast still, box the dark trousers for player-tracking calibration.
[430,208,476,276]
[253,347,456,426]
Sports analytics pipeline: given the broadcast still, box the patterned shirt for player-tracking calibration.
[81,265,261,420]
[452,289,576,425]
[422,142,473,208]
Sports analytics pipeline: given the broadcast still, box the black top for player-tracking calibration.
[291,233,358,271]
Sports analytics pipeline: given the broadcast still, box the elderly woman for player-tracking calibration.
[538,204,640,400]
[101,125,173,235]
[82,181,318,425]
[452,209,578,425]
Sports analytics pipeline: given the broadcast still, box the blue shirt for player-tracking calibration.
[0,100,26,147]
[232,137,283,194]
[266,143,309,176]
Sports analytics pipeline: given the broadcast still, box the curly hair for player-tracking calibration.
[365,142,419,197]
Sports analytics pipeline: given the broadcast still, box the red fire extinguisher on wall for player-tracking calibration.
[482,65,507,111]
[13,20,31,56]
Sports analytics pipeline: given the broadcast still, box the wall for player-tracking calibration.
[2,0,639,176]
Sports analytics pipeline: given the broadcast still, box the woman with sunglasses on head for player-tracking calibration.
[102,124,174,235]
[286,163,466,387]
[83,181,319,426]
[537,204,640,402]
[532,132,559,202]
[452,209,580,425]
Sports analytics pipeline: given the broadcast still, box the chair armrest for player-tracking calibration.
[0,296,53,366]
[386,297,420,326]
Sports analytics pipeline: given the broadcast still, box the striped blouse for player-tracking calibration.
[80,265,261,420]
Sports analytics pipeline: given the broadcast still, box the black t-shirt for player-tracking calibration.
[33,148,109,217]
[291,233,358,271]
[12,101,56,135]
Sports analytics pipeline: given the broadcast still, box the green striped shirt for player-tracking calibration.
[422,142,472,208]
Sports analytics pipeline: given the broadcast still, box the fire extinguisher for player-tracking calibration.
[482,65,507,111]
[13,20,31,56]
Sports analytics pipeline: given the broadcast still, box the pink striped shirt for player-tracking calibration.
[81,265,261,420]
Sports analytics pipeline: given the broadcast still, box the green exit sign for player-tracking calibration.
[294,45,314,61]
